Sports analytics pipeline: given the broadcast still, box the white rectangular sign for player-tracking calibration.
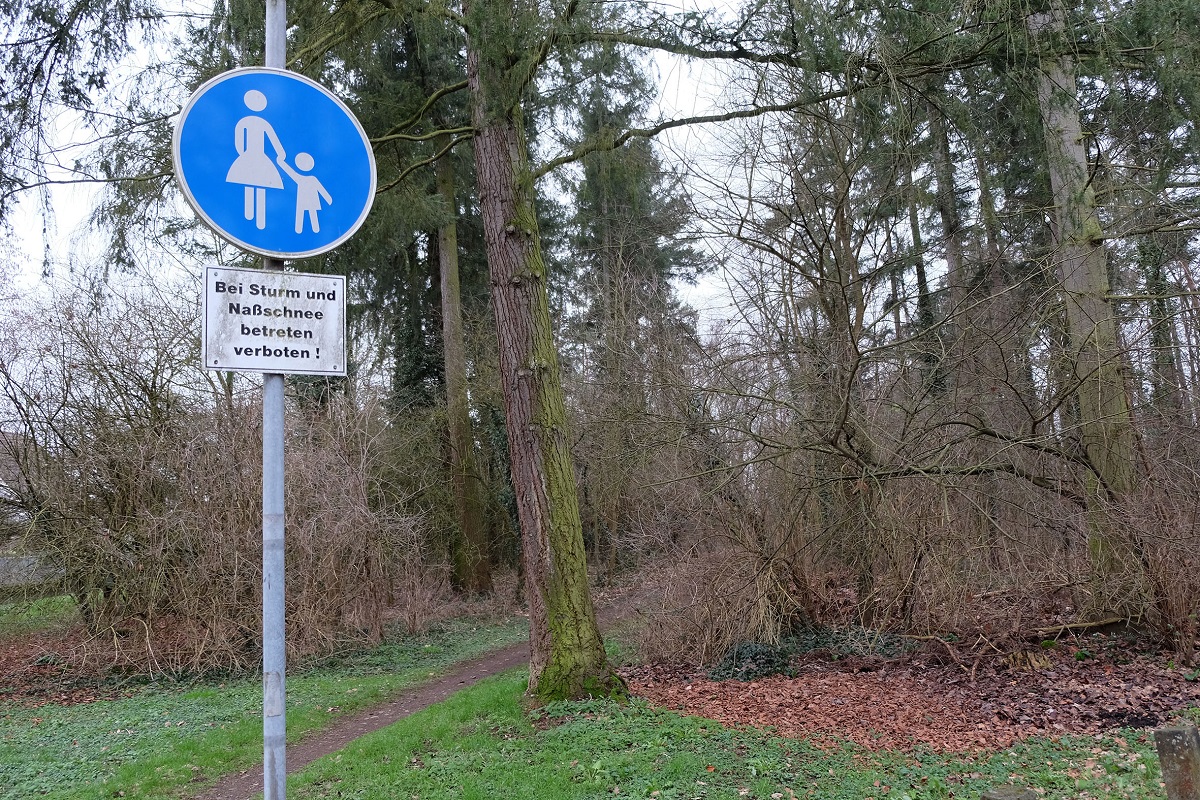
[203,265,346,375]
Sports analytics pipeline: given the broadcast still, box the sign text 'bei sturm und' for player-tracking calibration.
[203,266,346,375]
[173,68,376,259]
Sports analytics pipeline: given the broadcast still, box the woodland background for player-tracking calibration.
[1,0,1198,681]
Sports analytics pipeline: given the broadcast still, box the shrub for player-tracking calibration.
[0,282,440,674]
[707,640,793,681]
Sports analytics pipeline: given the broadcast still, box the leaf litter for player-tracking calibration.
[623,635,1200,752]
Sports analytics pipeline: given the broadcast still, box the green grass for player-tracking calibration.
[0,595,79,636]
[0,616,528,800]
[287,671,1167,800]
[1,612,1176,800]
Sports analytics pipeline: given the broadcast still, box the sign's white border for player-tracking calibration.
[173,67,377,259]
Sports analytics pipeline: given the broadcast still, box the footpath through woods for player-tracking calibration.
[192,638,532,800]
[191,582,1200,799]
[6,580,1200,798]
[192,583,648,800]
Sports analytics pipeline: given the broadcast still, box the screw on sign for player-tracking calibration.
[173,68,376,260]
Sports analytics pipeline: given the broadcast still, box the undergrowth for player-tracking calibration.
[709,626,911,681]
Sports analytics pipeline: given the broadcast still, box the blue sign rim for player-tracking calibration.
[172,67,377,260]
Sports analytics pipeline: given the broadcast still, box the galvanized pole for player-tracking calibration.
[263,2,287,799]
[262,367,286,800]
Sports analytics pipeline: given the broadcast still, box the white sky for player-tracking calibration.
[6,183,98,293]
[3,3,206,294]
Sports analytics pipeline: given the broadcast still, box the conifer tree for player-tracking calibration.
[555,34,701,573]
[464,0,625,700]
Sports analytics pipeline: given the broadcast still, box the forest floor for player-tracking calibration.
[2,586,1199,798]
[625,641,1200,753]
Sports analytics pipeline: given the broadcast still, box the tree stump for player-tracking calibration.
[1155,723,1200,800]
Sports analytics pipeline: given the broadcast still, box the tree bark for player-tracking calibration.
[1030,5,1139,613]
[928,97,967,323]
[437,137,492,595]
[903,167,941,388]
[466,21,622,700]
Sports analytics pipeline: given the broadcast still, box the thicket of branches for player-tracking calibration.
[0,281,442,673]
[616,0,1200,666]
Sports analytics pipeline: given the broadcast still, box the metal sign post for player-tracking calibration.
[262,362,286,800]
[263,5,287,798]
[172,0,374,795]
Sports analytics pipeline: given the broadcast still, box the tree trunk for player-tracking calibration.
[437,137,492,595]
[1140,232,1188,423]
[904,167,940,388]
[928,97,967,324]
[1030,5,1139,613]
[466,25,622,700]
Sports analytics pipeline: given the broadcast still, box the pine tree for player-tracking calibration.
[556,34,701,575]
[465,0,624,700]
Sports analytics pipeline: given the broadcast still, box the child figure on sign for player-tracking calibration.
[277,153,333,234]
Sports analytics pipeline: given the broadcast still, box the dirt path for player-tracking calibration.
[192,639,531,800]
[192,584,648,800]
[192,582,1200,798]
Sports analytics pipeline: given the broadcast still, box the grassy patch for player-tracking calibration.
[288,673,1167,800]
[0,595,78,636]
[2,613,1174,800]
[0,615,528,800]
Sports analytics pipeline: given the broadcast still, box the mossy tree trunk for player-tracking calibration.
[436,137,492,595]
[465,2,623,700]
[1030,4,1139,614]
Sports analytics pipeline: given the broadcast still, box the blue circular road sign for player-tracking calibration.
[173,68,377,259]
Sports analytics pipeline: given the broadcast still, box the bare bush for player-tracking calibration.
[1113,475,1200,666]
[0,281,440,674]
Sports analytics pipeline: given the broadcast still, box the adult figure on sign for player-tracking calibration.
[226,89,285,230]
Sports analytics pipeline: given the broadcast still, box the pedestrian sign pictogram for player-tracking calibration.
[173,68,377,259]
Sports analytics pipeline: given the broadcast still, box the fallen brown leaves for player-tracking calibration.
[623,641,1200,753]
[0,627,122,707]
